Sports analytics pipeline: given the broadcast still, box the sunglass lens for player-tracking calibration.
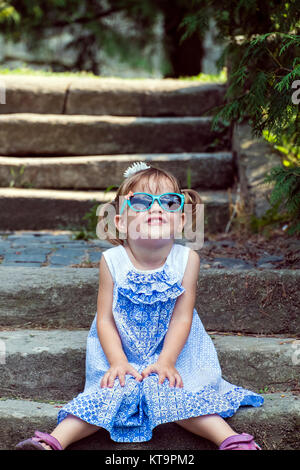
[130,194,152,211]
[160,194,182,211]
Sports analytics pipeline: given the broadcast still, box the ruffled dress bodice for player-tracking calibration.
[109,244,187,363]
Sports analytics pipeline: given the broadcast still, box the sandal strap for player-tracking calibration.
[219,433,260,450]
[34,431,63,450]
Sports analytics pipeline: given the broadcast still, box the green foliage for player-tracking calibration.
[180,0,300,234]
[177,69,227,82]
[261,166,300,235]
[211,32,300,144]
[0,65,99,77]
[263,130,300,165]
[0,0,162,74]
[72,200,99,241]
[72,185,119,241]
[0,65,226,82]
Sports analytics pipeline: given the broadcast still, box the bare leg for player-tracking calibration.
[39,415,101,450]
[174,414,239,447]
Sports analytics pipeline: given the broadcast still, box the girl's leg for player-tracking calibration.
[174,414,239,447]
[42,415,101,450]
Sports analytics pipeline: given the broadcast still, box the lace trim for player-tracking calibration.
[117,267,185,304]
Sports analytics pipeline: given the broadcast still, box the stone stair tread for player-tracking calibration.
[0,151,233,162]
[0,186,234,201]
[0,73,225,89]
[0,152,234,190]
[0,75,226,116]
[0,114,230,156]
[0,329,298,401]
[0,186,234,232]
[0,266,298,334]
[0,112,217,121]
[1,393,299,450]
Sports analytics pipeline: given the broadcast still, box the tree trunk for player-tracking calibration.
[162,6,204,78]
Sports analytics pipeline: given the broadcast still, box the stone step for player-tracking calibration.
[1,393,299,450]
[0,152,234,190]
[0,114,230,156]
[0,75,226,116]
[0,266,299,334]
[0,187,234,232]
[0,330,298,401]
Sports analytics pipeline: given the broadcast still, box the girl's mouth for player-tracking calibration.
[147,217,165,225]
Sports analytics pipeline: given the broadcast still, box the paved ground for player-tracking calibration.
[0,231,108,268]
[0,230,294,269]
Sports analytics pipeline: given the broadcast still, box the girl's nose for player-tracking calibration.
[150,200,163,211]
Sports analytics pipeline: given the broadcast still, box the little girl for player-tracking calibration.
[16,162,264,451]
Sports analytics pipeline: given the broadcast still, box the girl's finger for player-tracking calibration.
[131,367,143,379]
[174,374,183,388]
[134,371,143,382]
[158,373,166,385]
[168,374,176,388]
[141,366,151,378]
[118,372,125,387]
[127,366,142,381]
[108,371,117,388]
[100,371,110,388]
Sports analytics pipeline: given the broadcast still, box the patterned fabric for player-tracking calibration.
[57,243,264,442]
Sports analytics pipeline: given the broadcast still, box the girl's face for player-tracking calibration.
[115,183,186,242]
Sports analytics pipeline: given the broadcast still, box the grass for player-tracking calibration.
[0,66,99,78]
[177,68,227,82]
[0,65,227,82]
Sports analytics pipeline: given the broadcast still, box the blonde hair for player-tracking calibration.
[97,166,202,246]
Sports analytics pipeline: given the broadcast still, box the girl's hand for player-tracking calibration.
[141,360,183,388]
[100,360,143,388]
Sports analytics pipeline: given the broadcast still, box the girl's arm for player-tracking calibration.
[158,249,200,365]
[96,255,128,365]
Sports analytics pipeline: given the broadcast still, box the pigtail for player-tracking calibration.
[181,189,203,239]
[97,198,124,247]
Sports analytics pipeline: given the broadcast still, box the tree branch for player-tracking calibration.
[50,6,125,28]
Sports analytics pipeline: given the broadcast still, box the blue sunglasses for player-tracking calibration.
[120,192,184,215]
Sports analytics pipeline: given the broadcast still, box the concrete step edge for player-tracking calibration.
[0,152,234,191]
[0,114,230,156]
[0,76,226,116]
[0,113,216,122]
[0,152,234,190]
[0,151,233,162]
[0,187,234,232]
[0,186,235,202]
[1,393,299,450]
[0,266,298,334]
[0,330,298,401]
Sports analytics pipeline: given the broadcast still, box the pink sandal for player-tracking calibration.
[15,430,63,450]
[219,433,262,450]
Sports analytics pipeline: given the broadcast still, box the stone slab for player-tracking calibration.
[0,267,298,333]
[0,330,298,401]
[233,123,280,218]
[0,75,226,116]
[0,393,298,450]
[0,152,234,190]
[0,114,229,156]
[0,187,233,233]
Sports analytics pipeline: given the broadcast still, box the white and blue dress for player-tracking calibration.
[57,243,263,442]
